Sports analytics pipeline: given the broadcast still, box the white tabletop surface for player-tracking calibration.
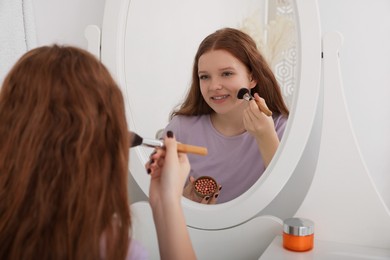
[259,236,390,260]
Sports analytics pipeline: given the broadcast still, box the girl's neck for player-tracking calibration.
[210,112,246,137]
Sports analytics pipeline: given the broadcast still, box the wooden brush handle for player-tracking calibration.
[177,143,208,156]
[255,99,272,116]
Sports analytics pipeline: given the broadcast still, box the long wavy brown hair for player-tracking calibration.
[171,27,289,119]
[0,45,131,259]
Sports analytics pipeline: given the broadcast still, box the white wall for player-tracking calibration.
[33,0,105,49]
[318,0,390,208]
[32,0,390,208]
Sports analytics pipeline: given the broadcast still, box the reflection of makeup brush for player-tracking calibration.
[130,132,208,156]
[237,88,272,116]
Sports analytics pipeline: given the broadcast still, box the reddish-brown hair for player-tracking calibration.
[171,27,289,118]
[0,45,131,259]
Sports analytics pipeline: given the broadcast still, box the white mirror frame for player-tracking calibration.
[101,0,321,229]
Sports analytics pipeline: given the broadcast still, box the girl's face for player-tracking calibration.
[198,49,257,115]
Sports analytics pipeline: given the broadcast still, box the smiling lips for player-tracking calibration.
[211,94,229,101]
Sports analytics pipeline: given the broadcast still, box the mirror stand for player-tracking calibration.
[294,31,390,249]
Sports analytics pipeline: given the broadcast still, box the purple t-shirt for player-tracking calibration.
[164,114,288,203]
[100,234,148,259]
[126,239,148,260]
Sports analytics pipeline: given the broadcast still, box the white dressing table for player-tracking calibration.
[260,236,390,260]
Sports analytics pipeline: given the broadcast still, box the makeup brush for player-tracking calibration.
[237,88,272,116]
[130,132,208,156]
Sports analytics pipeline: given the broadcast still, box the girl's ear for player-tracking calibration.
[249,75,257,89]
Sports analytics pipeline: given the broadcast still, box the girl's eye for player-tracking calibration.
[222,71,233,77]
[199,75,209,80]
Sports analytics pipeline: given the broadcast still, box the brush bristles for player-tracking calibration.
[130,132,143,147]
[237,88,249,99]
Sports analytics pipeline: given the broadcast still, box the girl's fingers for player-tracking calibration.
[162,130,177,160]
[254,93,272,116]
[207,192,219,204]
[200,196,211,204]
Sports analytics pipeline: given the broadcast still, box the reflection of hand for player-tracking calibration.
[243,92,280,167]
[243,93,275,140]
[183,176,222,204]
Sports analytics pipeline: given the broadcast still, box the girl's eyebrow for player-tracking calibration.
[219,66,235,71]
[198,66,236,74]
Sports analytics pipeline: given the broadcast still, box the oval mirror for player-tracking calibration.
[101,0,321,229]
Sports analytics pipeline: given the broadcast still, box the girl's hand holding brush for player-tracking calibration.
[145,131,197,260]
[147,131,190,203]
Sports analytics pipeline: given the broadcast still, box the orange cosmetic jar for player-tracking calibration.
[283,218,314,252]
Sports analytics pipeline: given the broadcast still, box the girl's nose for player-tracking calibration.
[208,78,223,90]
